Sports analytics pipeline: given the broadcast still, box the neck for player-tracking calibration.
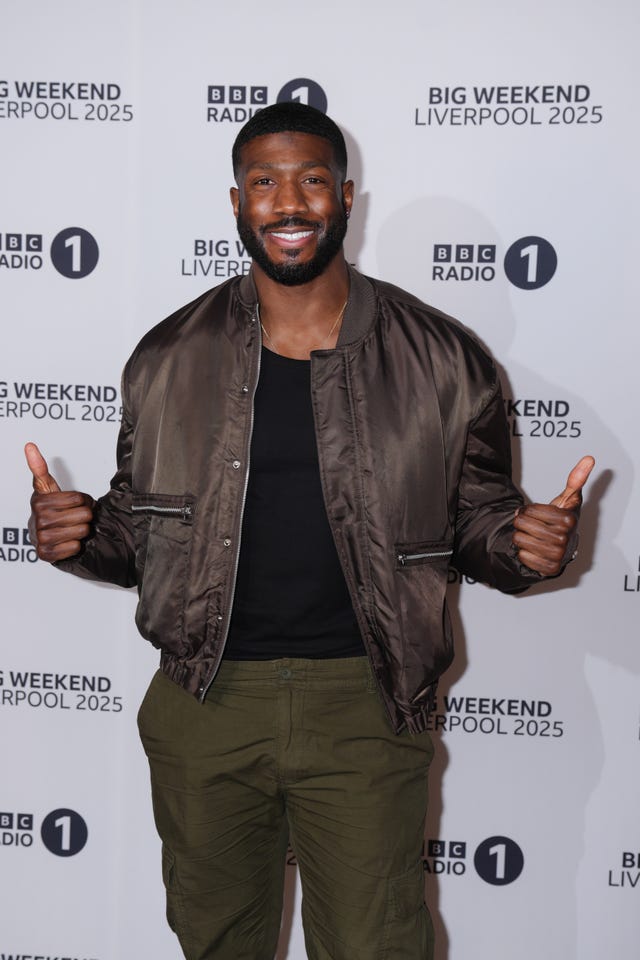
[253,255,350,360]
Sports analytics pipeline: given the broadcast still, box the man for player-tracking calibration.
[26,102,594,960]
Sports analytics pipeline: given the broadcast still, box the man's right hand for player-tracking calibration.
[25,442,94,562]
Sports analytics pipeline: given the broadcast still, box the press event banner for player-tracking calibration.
[1,2,638,958]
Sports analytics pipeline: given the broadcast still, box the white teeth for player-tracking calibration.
[271,230,314,241]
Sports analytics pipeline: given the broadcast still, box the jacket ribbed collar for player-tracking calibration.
[236,263,378,348]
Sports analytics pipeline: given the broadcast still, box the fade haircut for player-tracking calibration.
[232,102,348,182]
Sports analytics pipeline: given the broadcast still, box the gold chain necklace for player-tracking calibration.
[259,299,348,354]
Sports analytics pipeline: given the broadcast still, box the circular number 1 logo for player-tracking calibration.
[41,808,88,856]
[277,78,328,113]
[504,236,557,289]
[474,835,524,885]
[50,227,99,278]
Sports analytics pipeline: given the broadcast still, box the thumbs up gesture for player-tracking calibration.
[25,442,94,562]
[512,456,595,576]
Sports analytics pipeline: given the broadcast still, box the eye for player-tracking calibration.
[253,176,274,186]
[303,176,325,185]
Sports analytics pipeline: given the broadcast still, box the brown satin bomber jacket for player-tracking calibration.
[58,266,544,734]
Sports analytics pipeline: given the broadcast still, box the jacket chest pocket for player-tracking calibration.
[131,493,196,654]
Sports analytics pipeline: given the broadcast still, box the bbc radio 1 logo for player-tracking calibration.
[206,77,327,123]
[424,835,524,885]
[1,527,36,563]
[0,227,99,278]
[1,808,88,856]
[432,236,557,289]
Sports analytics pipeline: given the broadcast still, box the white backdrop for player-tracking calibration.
[2,2,639,958]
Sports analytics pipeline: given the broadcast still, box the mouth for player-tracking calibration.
[270,229,315,242]
[268,229,315,251]
[262,219,320,252]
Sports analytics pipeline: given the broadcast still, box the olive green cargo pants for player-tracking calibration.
[138,658,434,959]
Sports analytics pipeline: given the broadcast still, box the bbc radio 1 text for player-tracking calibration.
[0,671,123,713]
[427,696,565,737]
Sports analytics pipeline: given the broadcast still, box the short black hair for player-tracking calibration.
[232,102,348,181]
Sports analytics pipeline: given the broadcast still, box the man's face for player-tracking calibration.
[230,131,353,286]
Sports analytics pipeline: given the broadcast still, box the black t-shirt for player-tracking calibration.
[225,346,364,660]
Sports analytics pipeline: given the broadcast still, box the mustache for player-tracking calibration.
[260,216,321,233]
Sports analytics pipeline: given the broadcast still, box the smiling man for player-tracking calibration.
[26,102,593,960]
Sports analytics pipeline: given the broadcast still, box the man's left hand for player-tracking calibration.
[512,456,595,576]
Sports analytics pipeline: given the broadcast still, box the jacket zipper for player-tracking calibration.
[199,307,261,703]
[132,503,193,521]
[311,342,397,731]
[397,548,453,566]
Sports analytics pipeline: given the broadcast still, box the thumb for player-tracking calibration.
[551,455,595,509]
[25,442,61,494]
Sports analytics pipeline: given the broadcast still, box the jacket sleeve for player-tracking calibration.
[452,381,544,593]
[55,382,137,589]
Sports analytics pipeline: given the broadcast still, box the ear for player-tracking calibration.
[230,186,240,218]
[342,179,354,218]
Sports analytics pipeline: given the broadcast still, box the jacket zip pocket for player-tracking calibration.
[132,496,195,523]
[396,541,453,568]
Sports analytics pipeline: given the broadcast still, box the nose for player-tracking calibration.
[273,177,308,215]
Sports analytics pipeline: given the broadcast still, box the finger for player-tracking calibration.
[36,538,86,563]
[512,530,567,562]
[516,548,564,577]
[511,514,571,549]
[24,442,61,494]
[513,505,576,537]
[36,522,92,549]
[30,492,92,516]
[34,506,93,532]
[551,455,595,509]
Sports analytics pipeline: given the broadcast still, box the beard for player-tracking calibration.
[236,205,348,286]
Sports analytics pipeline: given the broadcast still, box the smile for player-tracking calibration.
[270,230,315,241]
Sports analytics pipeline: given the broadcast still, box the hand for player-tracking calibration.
[512,455,595,576]
[25,442,94,562]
